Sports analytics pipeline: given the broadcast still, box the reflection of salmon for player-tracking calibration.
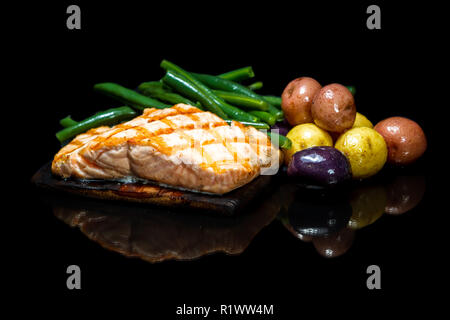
[50,187,281,262]
[52,104,281,194]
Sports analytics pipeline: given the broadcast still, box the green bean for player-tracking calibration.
[161,60,263,122]
[138,81,199,107]
[248,81,263,90]
[192,73,270,108]
[216,102,260,123]
[191,73,284,120]
[218,66,255,82]
[346,85,356,95]
[56,106,137,143]
[59,116,79,128]
[263,95,282,108]
[161,70,228,118]
[94,82,170,110]
[224,120,270,130]
[248,111,276,126]
[212,90,268,111]
[163,70,259,123]
[267,132,292,150]
[267,104,284,120]
[160,60,228,119]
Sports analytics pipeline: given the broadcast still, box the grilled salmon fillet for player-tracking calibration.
[52,104,281,194]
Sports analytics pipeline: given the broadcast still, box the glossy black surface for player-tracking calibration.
[40,172,426,263]
[41,184,282,262]
[286,188,352,237]
[11,1,443,316]
[281,172,427,257]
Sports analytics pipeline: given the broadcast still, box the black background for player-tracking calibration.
[9,0,446,316]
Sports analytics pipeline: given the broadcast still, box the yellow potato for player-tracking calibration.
[352,112,373,128]
[285,123,333,164]
[335,127,387,179]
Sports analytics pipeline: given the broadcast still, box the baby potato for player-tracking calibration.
[287,146,352,186]
[284,123,333,165]
[335,127,387,179]
[353,112,373,128]
[374,117,427,165]
[281,77,322,126]
[311,83,356,132]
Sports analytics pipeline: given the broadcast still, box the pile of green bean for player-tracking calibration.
[56,60,293,148]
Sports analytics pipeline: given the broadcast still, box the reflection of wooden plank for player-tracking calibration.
[32,162,273,216]
[46,186,282,262]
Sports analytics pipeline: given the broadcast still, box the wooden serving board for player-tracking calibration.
[31,162,274,216]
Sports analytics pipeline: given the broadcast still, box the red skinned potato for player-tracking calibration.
[311,83,356,132]
[281,77,322,126]
[374,117,427,165]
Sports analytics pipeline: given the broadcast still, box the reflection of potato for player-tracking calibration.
[281,220,314,242]
[348,185,387,229]
[312,228,355,258]
[287,188,352,237]
[385,175,426,215]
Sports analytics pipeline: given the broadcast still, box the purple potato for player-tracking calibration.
[271,119,292,136]
[287,146,352,186]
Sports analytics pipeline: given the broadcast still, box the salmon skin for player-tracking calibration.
[52,104,281,194]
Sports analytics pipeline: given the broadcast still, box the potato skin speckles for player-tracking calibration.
[281,77,322,126]
[374,117,427,165]
[311,83,356,133]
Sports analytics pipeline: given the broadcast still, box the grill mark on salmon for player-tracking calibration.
[52,104,281,194]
